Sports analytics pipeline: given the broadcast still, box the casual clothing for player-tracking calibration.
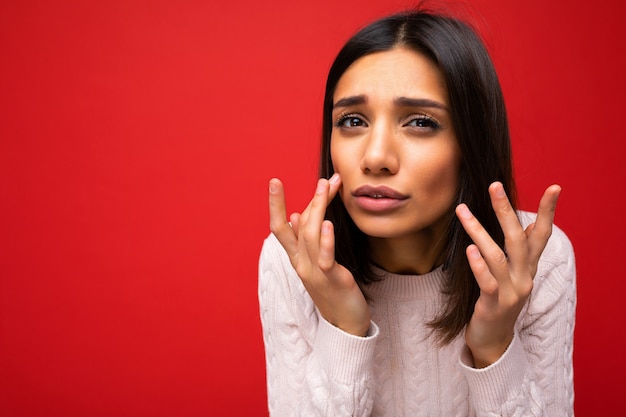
[258,211,576,416]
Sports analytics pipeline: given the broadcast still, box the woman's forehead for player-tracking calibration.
[333,47,448,106]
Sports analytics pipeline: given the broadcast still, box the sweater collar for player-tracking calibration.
[364,264,447,300]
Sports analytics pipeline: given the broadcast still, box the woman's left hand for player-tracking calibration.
[455,182,561,368]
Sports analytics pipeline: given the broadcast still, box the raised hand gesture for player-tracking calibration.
[268,174,371,337]
[455,182,561,368]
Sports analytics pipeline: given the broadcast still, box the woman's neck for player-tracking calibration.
[367,228,447,275]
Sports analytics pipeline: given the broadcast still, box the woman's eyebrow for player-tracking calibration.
[333,95,448,111]
[394,97,448,111]
[333,95,367,109]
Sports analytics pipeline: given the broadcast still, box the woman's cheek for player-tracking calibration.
[422,153,460,203]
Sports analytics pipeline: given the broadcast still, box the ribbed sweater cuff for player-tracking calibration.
[460,332,528,411]
[315,314,379,383]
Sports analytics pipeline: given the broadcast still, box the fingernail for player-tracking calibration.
[269,180,278,194]
[468,245,481,259]
[458,204,472,219]
[495,183,506,198]
[322,221,332,234]
[316,179,325,194]
[329,173,340,185]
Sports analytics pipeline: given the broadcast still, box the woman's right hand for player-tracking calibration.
[269,173,371,337]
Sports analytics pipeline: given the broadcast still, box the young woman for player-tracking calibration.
[259,8,576,417]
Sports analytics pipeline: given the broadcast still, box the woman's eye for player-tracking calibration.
[336,116,367,128]
[406,116,440,130]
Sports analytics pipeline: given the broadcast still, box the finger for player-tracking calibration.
[297,173,342,233]
[304,174,342,230]
[301,178,332,260]
[488,182,528,275]
[328,173,342,198]
[466,244,499,310]
[319,220,353,290]
[269,178,298,255]
[318,220,336,272]
[456,203,509,281]
[301,174,343,255]
[289,212,300,232]
[527,185,561,266]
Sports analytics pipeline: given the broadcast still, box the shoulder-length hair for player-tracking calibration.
[319,9,517,344]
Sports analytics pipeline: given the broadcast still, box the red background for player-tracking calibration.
[1,0,624,415]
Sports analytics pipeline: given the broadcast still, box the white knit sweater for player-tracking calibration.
[258,211,576,416]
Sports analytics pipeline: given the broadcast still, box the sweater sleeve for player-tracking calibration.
[258,233,378,417]
[459,214,576,417]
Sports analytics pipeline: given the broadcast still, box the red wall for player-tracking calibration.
[1,1,624,415]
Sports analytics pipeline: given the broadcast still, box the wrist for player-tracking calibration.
[329,315,371,337]
[468,337,513,368]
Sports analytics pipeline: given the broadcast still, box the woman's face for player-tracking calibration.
[330,47,460,242]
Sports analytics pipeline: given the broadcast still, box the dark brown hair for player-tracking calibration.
[319,9,517,343]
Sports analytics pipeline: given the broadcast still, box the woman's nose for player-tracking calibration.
[360,122,399,175]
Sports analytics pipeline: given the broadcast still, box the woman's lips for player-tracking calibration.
[352,185,409,212]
